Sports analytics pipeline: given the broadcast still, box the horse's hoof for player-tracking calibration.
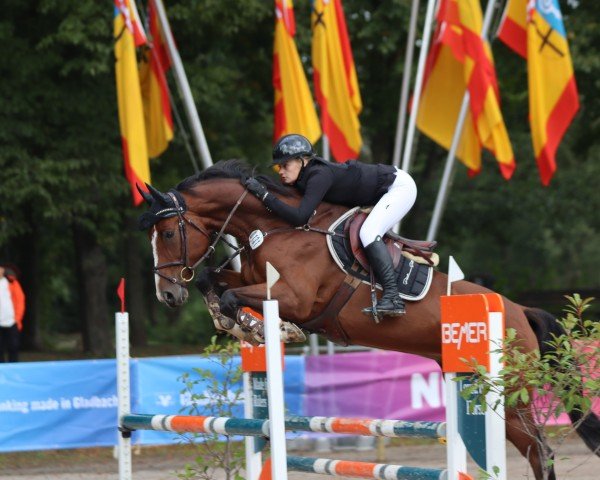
[280,322,307,343]
[250,332,266,345]
[216,315,235,330]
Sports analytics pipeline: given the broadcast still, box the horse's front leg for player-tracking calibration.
[195,268,257,342]
[195,267,245,296]
[220,282,308,344]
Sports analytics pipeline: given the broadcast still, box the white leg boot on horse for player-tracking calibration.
[203,289,305,345]
[195,268,306,344]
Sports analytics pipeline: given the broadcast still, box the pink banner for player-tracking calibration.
[305,351,445,422]
[305,351,599,423]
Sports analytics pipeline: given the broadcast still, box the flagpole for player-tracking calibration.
[313,134,329,355]
[315,134,331,357]
[426,0,498,242]
[152,0,240,270]
[152,0,213,170]
[322,135,331,162]
[400,0,438,174]
[136,2,200,174]
[392,0,420,168]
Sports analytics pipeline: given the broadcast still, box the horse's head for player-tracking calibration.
[137,160,300,308]
[138,184,213,308]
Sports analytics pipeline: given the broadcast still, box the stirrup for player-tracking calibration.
[375,306,406,317]
[362,305,383,323]
[361,304,405,320]
[364,270,384,323]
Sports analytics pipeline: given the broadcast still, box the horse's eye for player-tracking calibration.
[164,231,175,239]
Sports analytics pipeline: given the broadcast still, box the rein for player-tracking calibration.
[153,186,342,286]
[153,190,249,286]
[261,221,344,239]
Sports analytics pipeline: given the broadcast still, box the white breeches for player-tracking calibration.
[359,168,417,247]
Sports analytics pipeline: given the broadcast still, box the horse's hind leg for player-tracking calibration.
[506,406,556,480]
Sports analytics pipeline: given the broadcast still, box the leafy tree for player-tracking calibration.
[462,296,600,480]
[0,1,597,354]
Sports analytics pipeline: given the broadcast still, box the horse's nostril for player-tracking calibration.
[163,291,175,304]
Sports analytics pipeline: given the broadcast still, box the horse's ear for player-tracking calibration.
[138,212,155,231]
[136,183,153,206]
[147,183,170,204]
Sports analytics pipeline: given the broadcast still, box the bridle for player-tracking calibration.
[153,190,248,286]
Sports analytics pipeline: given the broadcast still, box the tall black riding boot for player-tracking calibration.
[364,237,405,316]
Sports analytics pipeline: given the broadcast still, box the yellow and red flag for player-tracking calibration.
[114,0,150,206]
[312,0,362,162]
[417,0,515,178]
[139,0,174,158]
[498,0,579,185]
[273,0,321,145]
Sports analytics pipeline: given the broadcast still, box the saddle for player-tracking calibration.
[303,208,438,346]
[346,210,438,269]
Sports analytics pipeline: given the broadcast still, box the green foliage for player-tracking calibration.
[154,0,273,172]
[148,294,215,346]
[177,338,244,480]
[460,296,600,479]
[0,1,597,349]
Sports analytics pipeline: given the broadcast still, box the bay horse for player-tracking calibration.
[138,160,599,480]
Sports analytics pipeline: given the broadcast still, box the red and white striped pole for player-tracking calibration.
[116,278,132,480]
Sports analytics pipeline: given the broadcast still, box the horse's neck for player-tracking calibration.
[189,181,284,239]
[313,202,350,228]
[189,180,349,240]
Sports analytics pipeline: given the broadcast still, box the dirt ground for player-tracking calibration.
[1,434,598,480]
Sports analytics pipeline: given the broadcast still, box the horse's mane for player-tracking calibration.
[176,159,294,196]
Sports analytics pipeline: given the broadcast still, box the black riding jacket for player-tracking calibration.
[263,158,397,226]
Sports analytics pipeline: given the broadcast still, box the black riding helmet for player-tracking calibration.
[272,134,315,165]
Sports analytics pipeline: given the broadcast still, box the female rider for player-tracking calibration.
[244,134,417,317]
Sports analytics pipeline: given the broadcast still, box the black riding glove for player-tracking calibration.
[244,178,269,201]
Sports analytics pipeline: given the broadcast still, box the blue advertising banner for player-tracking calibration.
[0,359,119,452]
[135,355,305,445]
[0,355,305,451]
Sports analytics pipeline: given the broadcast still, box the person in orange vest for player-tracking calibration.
[0,264,26,362]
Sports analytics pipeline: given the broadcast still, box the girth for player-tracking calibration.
[301,263,363,346]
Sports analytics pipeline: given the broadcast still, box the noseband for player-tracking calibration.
[153,190,248,286]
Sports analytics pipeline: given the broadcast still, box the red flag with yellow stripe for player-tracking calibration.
[114,0,150,206]
[273,0,321,145]
[139,0,174,158]
[417,0,515,178]
[498,0,579,185]
[312,0,362,162]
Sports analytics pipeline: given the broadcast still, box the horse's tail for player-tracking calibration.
[524,307,600,456]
